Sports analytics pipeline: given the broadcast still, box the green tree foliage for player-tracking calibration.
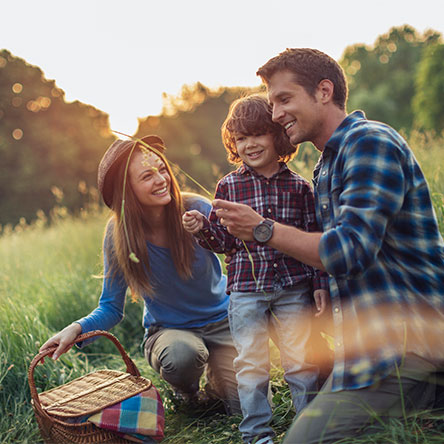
[413,43,444,133]
[0,50,114,226]
[340,25,442,132]
[136,82,261,195]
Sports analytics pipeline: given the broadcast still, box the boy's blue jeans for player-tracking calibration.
[229,281,319,442]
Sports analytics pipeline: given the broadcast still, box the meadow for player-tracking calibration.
[1,133,444,444]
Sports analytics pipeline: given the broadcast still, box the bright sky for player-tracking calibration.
[1,0,443,135]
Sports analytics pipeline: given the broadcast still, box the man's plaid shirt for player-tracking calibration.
[197,162,328,293]
[316,111,444,391]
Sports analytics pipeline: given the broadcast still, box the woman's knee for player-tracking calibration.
[158,339,209,376]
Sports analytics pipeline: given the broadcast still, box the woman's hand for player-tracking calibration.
[39,322,82,361]
[182,210,204,234]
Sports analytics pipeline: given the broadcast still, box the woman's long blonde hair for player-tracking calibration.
[106,143,195,300]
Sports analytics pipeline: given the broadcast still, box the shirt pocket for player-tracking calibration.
[278,191,303,227]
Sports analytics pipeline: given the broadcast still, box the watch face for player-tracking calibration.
[256,224,271,240]
[254,221,273,243]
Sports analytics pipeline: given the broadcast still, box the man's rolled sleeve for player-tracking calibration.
[319,227,366,278]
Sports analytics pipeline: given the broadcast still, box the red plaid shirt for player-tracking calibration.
[197,163,329,293]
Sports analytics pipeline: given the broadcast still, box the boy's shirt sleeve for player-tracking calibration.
[195,180,237,253]
[313,269,329,291]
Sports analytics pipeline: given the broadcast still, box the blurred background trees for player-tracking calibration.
[1,25,443,228]
[339,25,444,132]
[340,25,442,132]
[413,43,444,132]
[0,50,114,226]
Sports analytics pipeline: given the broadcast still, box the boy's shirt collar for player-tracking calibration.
[238,161,289,178]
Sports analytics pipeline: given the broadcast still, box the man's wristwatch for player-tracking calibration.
[253,218,275,245]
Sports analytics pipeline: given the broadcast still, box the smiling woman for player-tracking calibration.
[99,136,194,296]
[39,135,241,417]
[128,149,172,213]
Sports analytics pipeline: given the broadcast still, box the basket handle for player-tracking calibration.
[28,330,141,423]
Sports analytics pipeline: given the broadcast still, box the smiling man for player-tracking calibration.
[213,48,444,443]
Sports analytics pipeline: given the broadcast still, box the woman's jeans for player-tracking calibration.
[144,317,241,414]
[229,281,319,442]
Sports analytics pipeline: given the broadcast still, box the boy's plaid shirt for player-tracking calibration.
[315,111,444,391]
[197,162,328,293]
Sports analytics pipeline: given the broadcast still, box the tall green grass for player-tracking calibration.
[408,130,444,233]
[1,209,104,442]
[0,133,443,443]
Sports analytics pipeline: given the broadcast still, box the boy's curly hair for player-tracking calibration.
[221,94,297,165]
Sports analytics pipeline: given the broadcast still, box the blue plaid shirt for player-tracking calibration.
[315,111,444,391]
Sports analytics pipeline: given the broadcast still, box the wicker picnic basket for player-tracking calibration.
[28,330,153,444]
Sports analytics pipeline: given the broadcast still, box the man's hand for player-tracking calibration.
[182,210,205,234]
[213,199,263,241]
[214,199,326,271]
[313,289,329,317]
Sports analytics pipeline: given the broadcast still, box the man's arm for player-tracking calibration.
[213,199,325,271]
[269,222,324,271]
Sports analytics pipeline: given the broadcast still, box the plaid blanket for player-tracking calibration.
[88,386,165,442]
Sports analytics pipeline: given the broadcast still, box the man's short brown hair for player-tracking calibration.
[257,48,348,110]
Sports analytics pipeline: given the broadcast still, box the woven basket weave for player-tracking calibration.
[28,330,152,444]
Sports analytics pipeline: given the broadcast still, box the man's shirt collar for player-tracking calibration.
[325,110,367,152]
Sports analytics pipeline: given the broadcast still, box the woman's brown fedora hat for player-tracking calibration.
[97,135,165,208]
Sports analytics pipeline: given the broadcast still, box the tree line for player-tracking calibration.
[0,25,443,228]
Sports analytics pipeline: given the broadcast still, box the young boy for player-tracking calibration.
[182,94,329,444]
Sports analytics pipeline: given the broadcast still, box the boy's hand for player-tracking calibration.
[183,210,204,234]
[313,289,329,317]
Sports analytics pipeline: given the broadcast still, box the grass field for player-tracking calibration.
[1,133,443,444]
